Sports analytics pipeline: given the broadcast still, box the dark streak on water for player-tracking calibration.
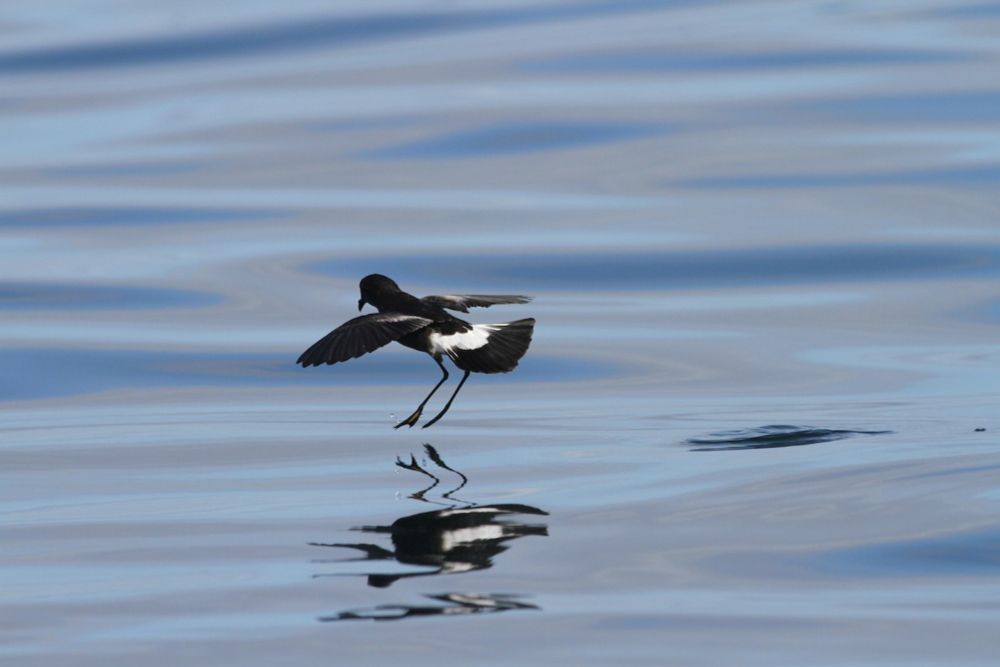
[930,2,1000,18]
[799,91,1000,123]
[0,348,612,401]
[0,283,219,310]
[43,162,205,178]
[0,12,502,73]
[318,244,1000,291]
[526,49,965,73]
[681,165,1000,189]
[0,1,697,74]
[0,207,280,227]
[813,525,1000,577]
[364,121,668,159]
[685,424,891,451]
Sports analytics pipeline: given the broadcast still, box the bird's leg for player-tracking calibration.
[421,370,470,429]
[394,357,448,429]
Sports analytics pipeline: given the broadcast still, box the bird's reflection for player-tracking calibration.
[312,501,548,587]
[319,593,538,622]
[311,445,548,588]
[311,445,547,621]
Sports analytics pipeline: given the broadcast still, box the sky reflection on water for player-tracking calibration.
[0,283,218,310]
[319,243,1000,291]
[0,206,280,227]
[0,348,611,401]
[363,120,668,159]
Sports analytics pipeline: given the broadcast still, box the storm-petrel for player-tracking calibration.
[297,274,534,428]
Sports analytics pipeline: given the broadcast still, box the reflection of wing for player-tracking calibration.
[297,313,431,366]
[422,294,532,313]
[307,542,395,560]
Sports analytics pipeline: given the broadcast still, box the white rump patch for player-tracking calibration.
[440,525,506,552]
[429,324,500,354]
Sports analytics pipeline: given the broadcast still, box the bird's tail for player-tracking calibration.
[448,318,535,374]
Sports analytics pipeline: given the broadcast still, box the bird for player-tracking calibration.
[297,274,534,428]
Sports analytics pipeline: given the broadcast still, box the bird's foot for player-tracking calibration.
[395,454,428,474]
[395,455,439,500]
[393,410,422,429]
[420,413,444,429]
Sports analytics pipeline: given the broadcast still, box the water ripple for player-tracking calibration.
[0,12,500,73]
[800,91,1000,123]
[364,120,667,159]
[681,164,1000,189]
[685,424,891,451]
[528,49,963,73]
[0,348,613,401]
[930,3,1000,19]
[0,283,218,310]
[0,1,693,74]
[317,243,1000,291]
[0,207,279,227]
[814,525,1000,577]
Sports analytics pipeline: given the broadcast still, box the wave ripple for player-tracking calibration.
[685,424,891,451]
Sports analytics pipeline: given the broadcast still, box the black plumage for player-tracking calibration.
[296,313,432,367]
[297,274,534,428]
[421,294,532,312]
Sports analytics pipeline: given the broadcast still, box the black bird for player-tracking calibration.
[297,274,534,428]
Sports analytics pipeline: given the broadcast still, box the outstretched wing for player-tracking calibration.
[422,294,532,313]
[297,313,432,367]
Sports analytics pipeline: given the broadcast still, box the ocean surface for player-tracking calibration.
[3,1,1000,665]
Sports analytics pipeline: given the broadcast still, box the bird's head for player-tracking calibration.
[358,274,400,311]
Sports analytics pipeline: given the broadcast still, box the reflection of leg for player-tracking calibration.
[395,454,439,500]
[394,357,449,429]
[422,370,470,429]
[423,444,469,498]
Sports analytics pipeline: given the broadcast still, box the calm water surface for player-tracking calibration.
[3,1,1000,665]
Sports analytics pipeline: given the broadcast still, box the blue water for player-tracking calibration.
[0,283,218,310]
[0,207,281,227]
[0,349,610,400]
[319,244,1000,289]
[3,1,1000,665]
[363,120,669,158]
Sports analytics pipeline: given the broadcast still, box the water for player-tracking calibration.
[3,1,1000,664]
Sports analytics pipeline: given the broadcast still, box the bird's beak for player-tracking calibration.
[358,298,366,312]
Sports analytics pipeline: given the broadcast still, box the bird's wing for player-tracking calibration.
[422,294,532,313]
[297,313,432,367]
